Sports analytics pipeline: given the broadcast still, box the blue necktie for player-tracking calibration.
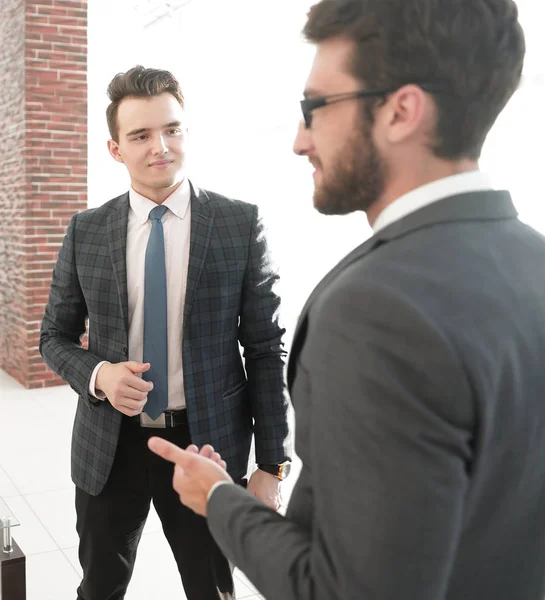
[142,205,169,419]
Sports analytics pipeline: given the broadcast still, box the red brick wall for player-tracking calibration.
[0,0,27,385]
[0,0,88,388]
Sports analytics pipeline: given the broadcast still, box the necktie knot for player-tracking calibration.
[149,205,168,222]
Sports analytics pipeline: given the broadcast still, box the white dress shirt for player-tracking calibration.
[373,171,493,233]
[89,179,191,410]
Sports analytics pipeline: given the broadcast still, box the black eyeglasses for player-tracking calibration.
[300,83,446,128]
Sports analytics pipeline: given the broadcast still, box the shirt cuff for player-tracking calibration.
[89,361,109,400]
[207,480,232,503]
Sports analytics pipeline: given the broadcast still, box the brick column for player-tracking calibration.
[0,0,88,388]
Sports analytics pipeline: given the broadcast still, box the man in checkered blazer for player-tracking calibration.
[40,66,291,600]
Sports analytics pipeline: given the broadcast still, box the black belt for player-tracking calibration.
[138,409,188,428]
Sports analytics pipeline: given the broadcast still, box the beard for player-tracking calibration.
[313,117,387,216]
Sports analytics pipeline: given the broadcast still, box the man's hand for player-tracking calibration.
[185,444,228,470]
[96,361,153,416]
[248,469,282,511]
[148,437,233,516]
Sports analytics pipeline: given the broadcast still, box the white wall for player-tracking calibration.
[480,0,545,233]
[88,0,545,331]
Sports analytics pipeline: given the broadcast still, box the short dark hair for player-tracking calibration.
[106,66,185,141]
[303,0,525,160]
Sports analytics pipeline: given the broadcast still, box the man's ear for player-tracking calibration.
[382,84,430,145]
[107,139,124,163]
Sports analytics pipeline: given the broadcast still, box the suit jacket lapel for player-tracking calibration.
[287,233,384,388]
[184,183,215,322]
[107,193,130,333]
[293,234,384,341]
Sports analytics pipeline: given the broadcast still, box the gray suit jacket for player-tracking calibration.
[207,190,545,600]
[40,183,291,495]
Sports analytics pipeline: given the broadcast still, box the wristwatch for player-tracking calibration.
[258,461,292,480]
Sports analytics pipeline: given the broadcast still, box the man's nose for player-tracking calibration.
[293,121,311,156]
[151,135,168,155]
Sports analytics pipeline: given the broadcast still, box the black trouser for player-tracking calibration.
[75,414,239,600]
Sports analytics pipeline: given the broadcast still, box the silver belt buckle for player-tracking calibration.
[139,412,167,428]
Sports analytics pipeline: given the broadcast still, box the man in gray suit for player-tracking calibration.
[40,66,291,599]
[150,1,545,599]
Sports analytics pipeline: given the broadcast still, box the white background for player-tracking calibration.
[88,0,545,330]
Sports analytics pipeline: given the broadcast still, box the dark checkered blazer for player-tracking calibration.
[40,183,291,496]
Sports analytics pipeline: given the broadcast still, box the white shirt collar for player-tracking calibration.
[373,171,494,233]
[129,178,191,224]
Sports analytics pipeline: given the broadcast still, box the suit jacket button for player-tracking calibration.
[122,346,128,356]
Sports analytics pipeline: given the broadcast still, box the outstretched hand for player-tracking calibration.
[148,438,233,516]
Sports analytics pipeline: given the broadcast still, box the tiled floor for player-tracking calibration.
[0,370,300,600]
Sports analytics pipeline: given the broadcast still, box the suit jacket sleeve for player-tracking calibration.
[208,279,474,600]
[39,213,103,405]
[238,204,291,464]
